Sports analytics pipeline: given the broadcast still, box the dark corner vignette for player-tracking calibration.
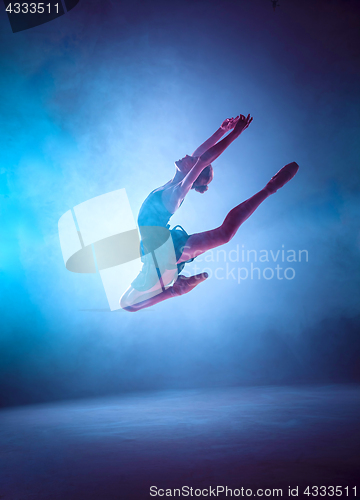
[3,0,81,33]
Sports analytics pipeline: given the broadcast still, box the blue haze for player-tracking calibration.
[0,0,359,406]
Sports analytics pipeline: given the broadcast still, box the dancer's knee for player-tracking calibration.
[120,289,137,312]
[218,224,234,245]
[123,305,137,313]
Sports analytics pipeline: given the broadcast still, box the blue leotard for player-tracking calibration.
[131,189,195,292]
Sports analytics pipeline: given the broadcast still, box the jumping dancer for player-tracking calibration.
[120,114,299,311]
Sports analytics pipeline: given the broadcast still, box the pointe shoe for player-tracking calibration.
[266,162,299,194]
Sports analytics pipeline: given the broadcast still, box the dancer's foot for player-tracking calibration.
[171,272,208,297]
[266,162,299,194]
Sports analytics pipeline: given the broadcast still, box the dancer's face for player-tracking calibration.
[175,155,198,172]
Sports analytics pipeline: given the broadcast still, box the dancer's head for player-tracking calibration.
[192,164,214,193]
[175,155,198,172]
[175,156,214,193]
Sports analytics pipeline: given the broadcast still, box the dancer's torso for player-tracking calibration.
[137,185,184,228]
[131,183,190,295]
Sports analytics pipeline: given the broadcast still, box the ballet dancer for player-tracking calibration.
[120,114,299,311]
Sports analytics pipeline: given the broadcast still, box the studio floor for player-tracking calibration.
[0,385,359,499]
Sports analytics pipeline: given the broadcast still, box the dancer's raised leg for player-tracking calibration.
[179,162,299,262]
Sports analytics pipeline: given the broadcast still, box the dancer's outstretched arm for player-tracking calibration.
[192,117,239,157]
[122,273,208,312]
[181,114,253,196]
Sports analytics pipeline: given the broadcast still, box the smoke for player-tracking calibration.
[0,0,359,407]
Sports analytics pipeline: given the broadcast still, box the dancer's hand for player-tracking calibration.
[220,116,240,132]
[171,272,209,297]
[233,114,253,136]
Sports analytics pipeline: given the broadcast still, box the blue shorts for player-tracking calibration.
[131,225,195,292]
[170,225,195,273]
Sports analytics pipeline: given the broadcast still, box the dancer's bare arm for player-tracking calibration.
[180,114,253,196]
[192,117,239,157]
[122,273,208,312]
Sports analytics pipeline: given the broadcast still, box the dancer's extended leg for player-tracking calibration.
[179,189,269,262]
[179,162,299,262]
